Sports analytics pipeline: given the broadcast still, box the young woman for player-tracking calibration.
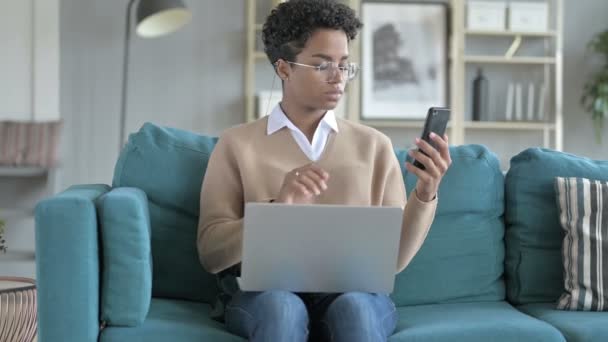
[197,1,451,341]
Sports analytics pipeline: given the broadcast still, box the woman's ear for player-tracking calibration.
[275,59,290,82]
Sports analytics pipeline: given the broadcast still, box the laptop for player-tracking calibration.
[238,202,403,294]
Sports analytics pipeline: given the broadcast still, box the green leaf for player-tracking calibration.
[594,98,604,112]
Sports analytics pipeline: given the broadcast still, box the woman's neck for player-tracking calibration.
[280,99,327,142]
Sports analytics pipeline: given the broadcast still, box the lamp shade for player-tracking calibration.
[135,0,191,38]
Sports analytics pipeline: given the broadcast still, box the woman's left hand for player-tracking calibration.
[405,132,452,202]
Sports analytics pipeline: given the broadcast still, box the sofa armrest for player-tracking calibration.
[35,184,111,342]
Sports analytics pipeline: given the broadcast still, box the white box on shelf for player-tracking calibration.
[467,1,507,31]
[509,2,549,33]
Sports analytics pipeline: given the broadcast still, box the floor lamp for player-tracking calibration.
[119,0,192,152]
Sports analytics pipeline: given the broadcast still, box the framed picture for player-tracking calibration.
[361,1,449,120]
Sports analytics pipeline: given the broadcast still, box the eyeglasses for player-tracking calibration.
[286,61,359,83]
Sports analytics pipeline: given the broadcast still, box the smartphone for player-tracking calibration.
[412,107,450,170]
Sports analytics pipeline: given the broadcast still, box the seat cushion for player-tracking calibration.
[505,148,608,305]
[390,301,565,342]
[518,303,608,342]
[100,298,244,342]
[97,187,152,326]
[391,145,505,306]
[113,122,219,303]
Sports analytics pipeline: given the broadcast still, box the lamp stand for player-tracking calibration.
[120,0,138,153]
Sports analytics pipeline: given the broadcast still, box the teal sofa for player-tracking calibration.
[35,123,608,342]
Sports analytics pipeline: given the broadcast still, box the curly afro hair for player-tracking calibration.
[262,0,363,65]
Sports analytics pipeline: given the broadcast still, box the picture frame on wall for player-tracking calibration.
[361,1,449,120]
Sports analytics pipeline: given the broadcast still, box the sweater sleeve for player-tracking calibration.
[379,138,438,274]
[197,133,244,274]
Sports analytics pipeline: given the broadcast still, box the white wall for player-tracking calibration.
[0,1,33,120]
[33,0,60,121]
[59,0,245,187]
[562,0,608,158]
[0,0,60,121]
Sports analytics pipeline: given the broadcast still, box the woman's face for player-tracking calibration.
[280,28,350,111]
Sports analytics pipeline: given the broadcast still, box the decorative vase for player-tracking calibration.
[472,68,489,121]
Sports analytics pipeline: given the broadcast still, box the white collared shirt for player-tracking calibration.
[266,104,339,161]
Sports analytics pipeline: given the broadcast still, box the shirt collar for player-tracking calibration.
[266,104,339,135]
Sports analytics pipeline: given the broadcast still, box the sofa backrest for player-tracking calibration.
[504,148,608,305]
[112,123,508,306]
[392,145,506,306]
[112,123,218,304]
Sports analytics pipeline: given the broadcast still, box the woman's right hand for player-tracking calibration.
[276,163,330,204]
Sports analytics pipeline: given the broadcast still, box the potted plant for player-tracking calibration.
[581,29,608,143]
[0,217,6,253]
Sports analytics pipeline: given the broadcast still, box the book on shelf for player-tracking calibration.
[527,83,535,121]
[515,83,523,121]
[538,83,547,121]
[505,83,514,121]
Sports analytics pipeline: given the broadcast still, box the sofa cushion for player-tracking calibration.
[99,298,243,342]
[555,177,608,311]
[505,148,608,305]
[518,303,608,342]
[113,122,219,304]
[390,301,565,342]
[392,145,505,306]
[97,187,152,326]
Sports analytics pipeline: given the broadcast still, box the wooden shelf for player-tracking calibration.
[0,167,48,177]
[464,56,556,65]
[0,208,35,218]
[361,120,425,128]
[465,29,557,38]
[464,121,555,130]
[361,120,454,129]
[452,0,564,152]
[363,120,551,131]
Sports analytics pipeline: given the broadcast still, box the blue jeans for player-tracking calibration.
[224,290,397,342]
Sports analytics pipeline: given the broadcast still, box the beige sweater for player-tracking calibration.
[197,116,437,275]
